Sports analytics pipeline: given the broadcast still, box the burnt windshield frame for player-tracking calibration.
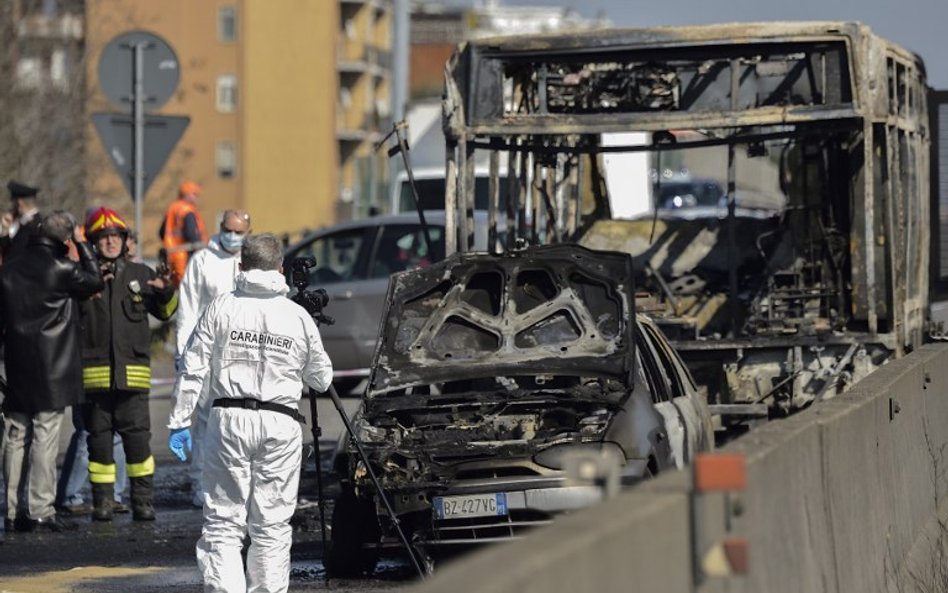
[467,41,853,124]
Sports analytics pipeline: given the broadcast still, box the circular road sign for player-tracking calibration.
[98,30,180,112]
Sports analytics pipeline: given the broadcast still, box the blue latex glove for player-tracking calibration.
[168,427,192,462]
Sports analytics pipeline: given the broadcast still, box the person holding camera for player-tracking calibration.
[1,210,104,532]
[175,208,250,508]
[168,233,332,593]
[80,207,177,522]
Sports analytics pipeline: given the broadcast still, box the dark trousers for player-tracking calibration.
[83,391,153,480]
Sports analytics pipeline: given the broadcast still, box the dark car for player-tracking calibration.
[327,243,713,575]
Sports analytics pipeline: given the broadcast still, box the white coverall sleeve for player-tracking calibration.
[175,254,204,358]
[168,299,218,429]
[302,314,333,394]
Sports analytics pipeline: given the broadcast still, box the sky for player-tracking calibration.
[446,0,948,89]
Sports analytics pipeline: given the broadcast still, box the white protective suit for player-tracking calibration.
[169,268,333,593]
[175,235,241,506]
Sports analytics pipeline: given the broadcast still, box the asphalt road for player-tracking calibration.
[0,363,416,593]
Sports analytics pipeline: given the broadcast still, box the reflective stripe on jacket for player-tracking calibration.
[82,364,152,391]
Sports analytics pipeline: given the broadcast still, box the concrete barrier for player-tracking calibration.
[410,344,948,593]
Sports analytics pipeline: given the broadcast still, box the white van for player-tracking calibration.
[390,166,509,214]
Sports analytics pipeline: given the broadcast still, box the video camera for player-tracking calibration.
[290,257,333,326]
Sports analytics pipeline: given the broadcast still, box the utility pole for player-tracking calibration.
[132,42,146,247]
[389,0,410,213]
[392,0,409,124]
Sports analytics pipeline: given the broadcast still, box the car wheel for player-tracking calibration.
[326,487,380,578]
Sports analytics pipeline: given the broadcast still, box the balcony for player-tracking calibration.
[337,42,392,76]
[340,0,390,13]
[16,13,83,41]
[336,129,380,144]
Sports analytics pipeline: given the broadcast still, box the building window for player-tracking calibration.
[216,74,237,113]
[16,57,43,89]
[216,141,237,179]
[218,6,237,42]
[50,49,66,89]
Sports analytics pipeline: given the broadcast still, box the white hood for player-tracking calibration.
[236,269,290,297]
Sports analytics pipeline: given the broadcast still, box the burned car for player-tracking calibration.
[327,244,713,575]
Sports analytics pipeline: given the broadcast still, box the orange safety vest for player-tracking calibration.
[162,199,208,286]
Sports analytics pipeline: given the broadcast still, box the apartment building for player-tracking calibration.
[82,0,358,251]
[336,0,392,219]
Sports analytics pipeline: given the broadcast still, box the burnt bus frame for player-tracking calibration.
[440,22,931,409]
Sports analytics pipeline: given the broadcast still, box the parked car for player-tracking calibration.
[327,243,714,576]
[282,211,497,395]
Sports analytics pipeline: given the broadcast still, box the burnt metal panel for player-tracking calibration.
[465,107,863,136]
[468,44,505,124]
[367,244,636,396]
[470,43,852,126]
[931,90,948,296]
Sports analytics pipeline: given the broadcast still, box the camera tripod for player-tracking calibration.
[306,384,426,578]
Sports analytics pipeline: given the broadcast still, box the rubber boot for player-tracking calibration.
[130,476,156,521]
[91,483,114,522]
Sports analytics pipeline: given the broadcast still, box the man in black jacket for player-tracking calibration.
[0,210,104,532]
[80,207,177,521]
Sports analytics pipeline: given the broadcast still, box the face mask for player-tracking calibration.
[219,232,245,253]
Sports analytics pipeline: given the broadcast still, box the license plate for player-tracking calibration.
[433,493,508,519]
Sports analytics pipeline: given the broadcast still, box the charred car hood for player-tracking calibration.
[367,244,635,396]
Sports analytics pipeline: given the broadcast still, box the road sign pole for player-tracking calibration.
[133,42,145,248]
[98,31,184,247]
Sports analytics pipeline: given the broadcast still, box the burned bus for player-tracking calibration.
[440,22,932,421]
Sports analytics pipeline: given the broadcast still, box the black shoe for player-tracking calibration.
[91,483,114,522]
[56,503,94,516]
[14,515,36,532]
[132,502,155,522]
[4,518,14,532]
[33,515,78,533]
[112,501,130,514]
[130,476,156,521]
[91,505,113,522]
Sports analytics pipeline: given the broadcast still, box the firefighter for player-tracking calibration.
[81,207,178,521]
[168,234,332,593]
[160,180,208,287]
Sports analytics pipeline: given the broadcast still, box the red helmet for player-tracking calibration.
[84,207,130,241]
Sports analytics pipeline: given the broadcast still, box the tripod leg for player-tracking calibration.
[324,385,426,578]
[307,389,329,567]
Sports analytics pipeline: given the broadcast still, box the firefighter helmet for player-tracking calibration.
[84,207,130,241]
